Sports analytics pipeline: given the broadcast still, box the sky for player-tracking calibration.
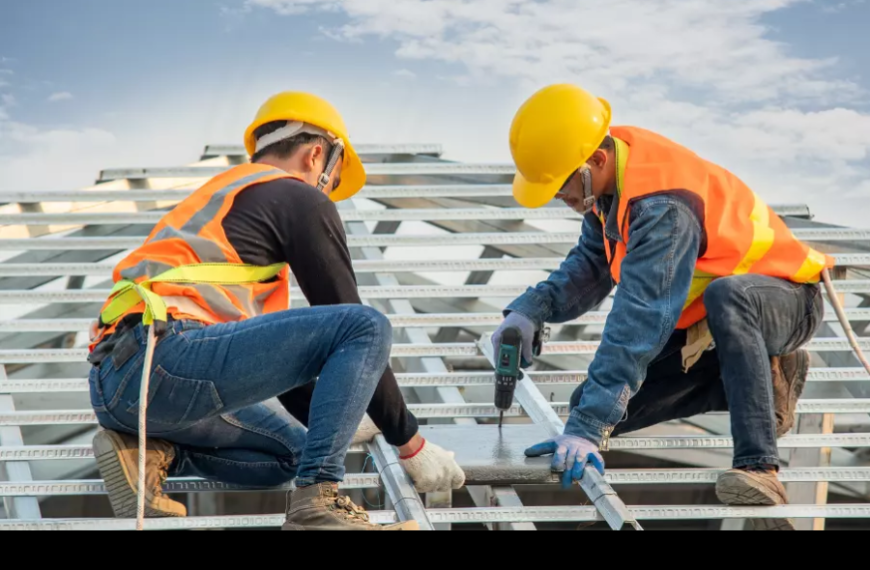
[1,0,869,227]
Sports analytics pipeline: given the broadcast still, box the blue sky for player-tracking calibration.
[1,0,869,227]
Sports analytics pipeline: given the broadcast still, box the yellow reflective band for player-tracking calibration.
[733,192,775,275]
[145,262,286,285]
[100,262,286,327]
[683,270,717,310]
[614,137,629,198]
[792,248,828,283]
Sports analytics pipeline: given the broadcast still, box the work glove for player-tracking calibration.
[351,414,382,446]
[524,434,605,489]
[400,439,466,493]
[492,311,536,367]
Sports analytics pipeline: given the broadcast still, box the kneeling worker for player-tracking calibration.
[87,92,463,531]
[494,84,833,530]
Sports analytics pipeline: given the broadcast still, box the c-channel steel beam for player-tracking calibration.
[0,367,41,520]
[3,310,869,334]
[5,283,870,304]
[0,205,848,226]
[3,504,870,530]
[477,333,641,531]
[97,162,516,182]
[367,436,434,530]
[5,433,870,464]
[1,368,868,395]
[2,338,866,364]
[4,469,870,498]
[3,229,865,249]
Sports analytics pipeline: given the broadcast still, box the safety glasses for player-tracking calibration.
[554,169,579,200]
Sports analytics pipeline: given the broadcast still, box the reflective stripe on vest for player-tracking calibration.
[100,262,287,327]
[602,126,835,330]
[90,164,296,349]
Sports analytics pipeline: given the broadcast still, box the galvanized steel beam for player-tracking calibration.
[4,284,870,305]
[0,185,515,204]
[0,474,381,496]
[2,310,869,335]
[1,338,866,364]
[98,163,516,182]
[4,503,870,530]
[202,143,443,158]
[5,432,870,466]
[2,367,869,395]
[1,206,848,227]
[11,398,870,423]
[0,367,41,520]
[0,257,561,274]
[368,436,434,530]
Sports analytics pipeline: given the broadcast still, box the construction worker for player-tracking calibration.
[494,84,834,531]
[86,91,464,531]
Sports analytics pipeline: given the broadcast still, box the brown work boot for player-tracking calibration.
[92,429,187,518]
[282,482,419,531]
[771,349,810,437]
[715,467,794,531]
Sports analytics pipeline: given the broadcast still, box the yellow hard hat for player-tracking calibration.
[509,84,612,208]
[244,92,366,202]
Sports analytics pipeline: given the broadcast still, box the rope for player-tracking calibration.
[136,324,157,531]
[822,268,870,375]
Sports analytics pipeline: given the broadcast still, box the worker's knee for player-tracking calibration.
[344,305,392,347]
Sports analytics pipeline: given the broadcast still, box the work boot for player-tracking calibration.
[715,467,794,531]
[771,349,810,437]
[282,482,419,531]
[92,429,187,518]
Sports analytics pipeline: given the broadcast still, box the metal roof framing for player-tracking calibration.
[0,142,868,531]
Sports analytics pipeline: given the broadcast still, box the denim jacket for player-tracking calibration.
[506,192,703,449]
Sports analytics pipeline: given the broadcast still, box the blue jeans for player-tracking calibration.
[573,274,824,469]
[88,305,392,487]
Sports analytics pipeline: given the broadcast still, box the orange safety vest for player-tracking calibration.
[89,163,296,350]
[598,126,835,330]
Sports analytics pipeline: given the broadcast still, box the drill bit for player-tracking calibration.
[498,411,504,429]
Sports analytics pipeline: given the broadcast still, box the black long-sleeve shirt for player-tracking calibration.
[221,178,419,446]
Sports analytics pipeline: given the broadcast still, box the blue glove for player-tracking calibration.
[492,311,536,367]
[524,434,605,489]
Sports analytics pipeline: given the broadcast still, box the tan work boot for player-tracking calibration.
[715,467,794,531]
[771,349,810,437]
[92,429,187,518]
[282,482,419,531]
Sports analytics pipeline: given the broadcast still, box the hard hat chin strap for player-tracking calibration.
[580,167,595,214]
[316,138,345,193]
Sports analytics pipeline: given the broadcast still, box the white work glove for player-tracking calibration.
[400,439,466,493]
[351,414,382,446]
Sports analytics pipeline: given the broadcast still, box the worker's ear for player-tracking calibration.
[302,143,325,172]
[587,149,608,173]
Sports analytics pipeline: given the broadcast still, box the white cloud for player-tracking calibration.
[249,0,870,228]
[0,120,117,192]
[0,76,116,193]
[0,69,13,75]
[47,91,74,102]
[393,69,417,79]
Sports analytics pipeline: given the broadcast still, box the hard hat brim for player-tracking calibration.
[328,143,366,202]
[512,171,565,209]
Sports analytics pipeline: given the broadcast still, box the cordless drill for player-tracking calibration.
[494,326,545,428]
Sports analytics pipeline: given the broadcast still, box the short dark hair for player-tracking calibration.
[250,121,334,163]
[598,135,614,152]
